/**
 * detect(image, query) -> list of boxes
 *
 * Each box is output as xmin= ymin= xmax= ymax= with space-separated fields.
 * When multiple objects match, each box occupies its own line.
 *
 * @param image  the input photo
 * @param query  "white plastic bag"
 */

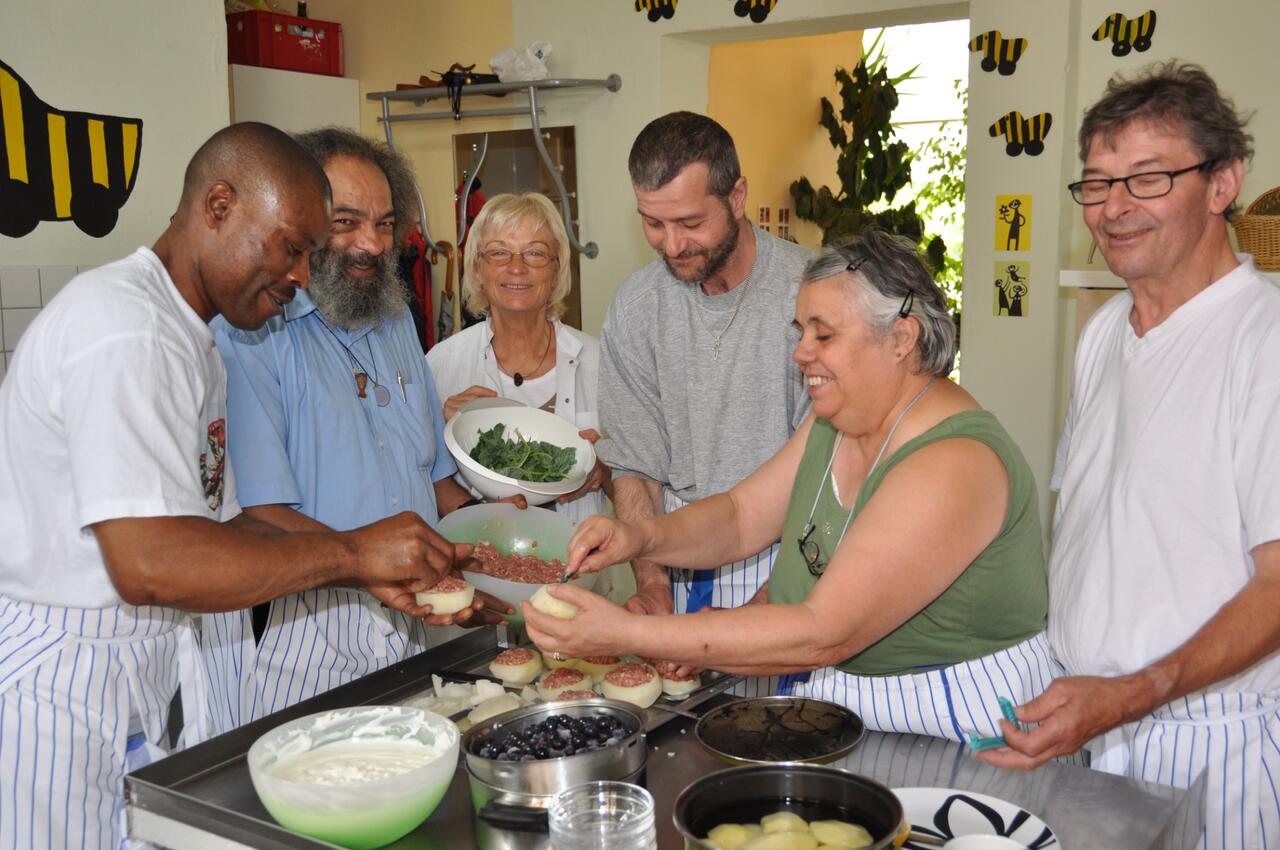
xmin=490 ymin=42 xmax=552 ymax=82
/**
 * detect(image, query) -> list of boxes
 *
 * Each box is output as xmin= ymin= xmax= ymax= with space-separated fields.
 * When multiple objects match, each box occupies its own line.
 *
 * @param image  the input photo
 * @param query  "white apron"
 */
xmin=0 ymin=596 xmax=212 ymax=850
xmin=1089 ymin=690 xmax=1280 ymax=850
xmin=663 ymin=490 xmax=780 ymax=698
xmin=202 ymin=588 xmax=428 ymax=732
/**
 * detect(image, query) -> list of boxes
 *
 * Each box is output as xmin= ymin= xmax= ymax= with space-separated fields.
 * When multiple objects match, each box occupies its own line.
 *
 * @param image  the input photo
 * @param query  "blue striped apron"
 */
xmin=778 ymin=632 xmax=1062 ymax=745
xmin=0 ymin=596 xmax=212 ymax=850
xmin=1089 ymin=690 xmax=1280 ymax=850
xmin=663 ymin=489 xmax=780 ymax=698
xmin=202 ymin=589 xmax=428 ymax=731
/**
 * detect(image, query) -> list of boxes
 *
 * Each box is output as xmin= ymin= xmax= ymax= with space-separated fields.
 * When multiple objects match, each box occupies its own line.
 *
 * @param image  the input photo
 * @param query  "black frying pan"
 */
xmin=693 ymin=695 xmax=866 ymax=764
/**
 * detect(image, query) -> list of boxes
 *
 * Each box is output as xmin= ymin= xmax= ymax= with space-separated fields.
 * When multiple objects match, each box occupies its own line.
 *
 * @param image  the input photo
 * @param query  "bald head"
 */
xmin=178 ymin=122 xmax=330 ymax=217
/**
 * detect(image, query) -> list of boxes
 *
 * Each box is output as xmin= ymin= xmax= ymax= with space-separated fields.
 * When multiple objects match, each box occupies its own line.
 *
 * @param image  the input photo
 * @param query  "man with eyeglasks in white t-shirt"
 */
xmin=980 ymin=62 xmax=1280 ymax=850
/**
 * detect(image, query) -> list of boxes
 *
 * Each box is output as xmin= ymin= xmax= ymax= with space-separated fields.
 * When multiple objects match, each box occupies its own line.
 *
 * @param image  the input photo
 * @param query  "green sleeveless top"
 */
xmin=767 ymin=411 xmax=1047 ymax=676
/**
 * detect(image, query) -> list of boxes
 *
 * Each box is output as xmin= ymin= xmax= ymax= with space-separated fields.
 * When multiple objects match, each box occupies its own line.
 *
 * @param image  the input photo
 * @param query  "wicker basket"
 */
xmin=1233 ymin=187 xmax=1280 ymax=271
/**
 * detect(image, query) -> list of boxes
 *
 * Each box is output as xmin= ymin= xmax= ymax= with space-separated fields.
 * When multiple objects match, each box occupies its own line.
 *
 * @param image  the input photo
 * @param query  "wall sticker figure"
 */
xmin=1092 ymin=10 xmax=1157 ymax=57
xmin=969 ymin=30 xmax=1028 ymax=76
xmin=995 ymin=194 xmax=1032 ymax=252
xmin=0 ymin=58 xmax=143 ymax=239
xmin=993 ymin=261 xmax=1030 ymax=317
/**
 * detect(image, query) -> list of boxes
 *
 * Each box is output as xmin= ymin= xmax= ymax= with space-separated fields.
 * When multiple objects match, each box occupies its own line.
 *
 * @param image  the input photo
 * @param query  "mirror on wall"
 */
xmin=453 ymin=127 xmax=583 ymax=329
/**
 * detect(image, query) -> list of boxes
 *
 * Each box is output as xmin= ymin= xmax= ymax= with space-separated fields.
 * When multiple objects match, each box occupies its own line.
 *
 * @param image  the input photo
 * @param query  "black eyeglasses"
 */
xmin=1067 ymin=159 xmax=1216 ymax=206
xmin=797 ymin=522 xmax=826 ymax=576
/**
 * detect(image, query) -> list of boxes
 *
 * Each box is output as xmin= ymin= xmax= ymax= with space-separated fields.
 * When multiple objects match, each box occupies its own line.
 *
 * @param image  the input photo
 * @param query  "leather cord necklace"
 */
xmin=493 ymin=321 xmax=553 ymax=387
xmin=315 ymin=313 xmax=391 ymax=406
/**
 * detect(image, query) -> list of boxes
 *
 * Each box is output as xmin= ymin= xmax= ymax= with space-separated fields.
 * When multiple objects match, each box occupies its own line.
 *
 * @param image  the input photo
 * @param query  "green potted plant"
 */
xmin=790 ymin=35 xmax=947 ymax=276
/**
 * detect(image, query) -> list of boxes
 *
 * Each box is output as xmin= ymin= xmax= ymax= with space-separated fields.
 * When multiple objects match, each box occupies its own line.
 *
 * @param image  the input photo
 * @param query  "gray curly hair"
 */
xmin=802 ymin=228 xmax=956 ymax=378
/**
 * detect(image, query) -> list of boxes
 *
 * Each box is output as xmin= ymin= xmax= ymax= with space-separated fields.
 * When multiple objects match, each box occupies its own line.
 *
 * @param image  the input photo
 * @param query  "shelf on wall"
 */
xmin=366 ymin=76 xmax=622 ymax=257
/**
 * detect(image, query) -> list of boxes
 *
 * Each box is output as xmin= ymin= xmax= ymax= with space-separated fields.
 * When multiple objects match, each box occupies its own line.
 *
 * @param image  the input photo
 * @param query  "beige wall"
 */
xmin=0 ymin=0 xmax=230 ymax=267
xmin=305 ymin=0 xmax=513 ymax=275
xmin=707 ymin=31 xmax=863 ymax=250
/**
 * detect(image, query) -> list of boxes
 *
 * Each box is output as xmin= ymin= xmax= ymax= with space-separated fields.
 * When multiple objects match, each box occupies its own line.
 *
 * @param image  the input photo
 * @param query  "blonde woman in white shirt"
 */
xmin=427 ymin=192 xmax=612 ymax=524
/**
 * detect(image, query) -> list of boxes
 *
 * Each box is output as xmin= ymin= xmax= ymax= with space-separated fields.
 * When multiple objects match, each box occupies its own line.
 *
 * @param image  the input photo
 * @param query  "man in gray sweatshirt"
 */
xmin=598 ymin=112 xmax=812 ymax=690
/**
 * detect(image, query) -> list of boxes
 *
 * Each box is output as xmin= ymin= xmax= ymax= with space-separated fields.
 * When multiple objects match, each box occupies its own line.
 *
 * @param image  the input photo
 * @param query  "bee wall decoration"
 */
xmin=968 ymin=30 xmax=1028 ymax=76
xmin=0 ymin=58 xmax=143 ymax=239
xmin=733 ymin=0 xmax=780 ymax=23
xmin=988 ymin=110 xmax=1053 ymax=158
xmin=634 ymin=0 xmax=677 ymax=22
xmin=1092 ymin=10 xmax=1158 ymax=57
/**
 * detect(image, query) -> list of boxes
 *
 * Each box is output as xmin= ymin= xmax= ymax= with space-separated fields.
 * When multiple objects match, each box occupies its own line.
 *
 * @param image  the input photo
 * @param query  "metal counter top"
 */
xmin=126 ymin=629 xmax=1202 ymax=850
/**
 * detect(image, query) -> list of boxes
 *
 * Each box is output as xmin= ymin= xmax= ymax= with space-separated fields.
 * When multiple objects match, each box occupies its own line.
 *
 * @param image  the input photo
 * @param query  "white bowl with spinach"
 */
xmin=444 ymin=403 xmax=595 ymax=506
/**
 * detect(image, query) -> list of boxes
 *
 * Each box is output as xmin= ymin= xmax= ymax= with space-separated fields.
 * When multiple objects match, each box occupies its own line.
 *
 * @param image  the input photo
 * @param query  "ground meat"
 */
xmin=494 ymin=648 xmax=536 ymax=665
xmin=646 ymin=658 xmax=683 ymax=677
xmin=424 ymin=575 xmax=469 ymax=593
xmin=542 ymin=667 xmax=587 ymax=688
xmin=554 ymin=689 xmax=598 ymax=701
xmin=662 ymin=668 xmax=699 ymax=683
xmin=604 ymin=663 xmax=655 ymax=688
xmin=471 ymin=542 xmax=566 ymax=584
xmin=582 ymin=655 xmax=620 ymax=665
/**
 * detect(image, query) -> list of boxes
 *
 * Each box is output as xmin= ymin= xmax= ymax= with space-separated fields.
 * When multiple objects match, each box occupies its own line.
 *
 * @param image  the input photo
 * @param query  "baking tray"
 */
xmin=430 ymin=651 xmax=743 ymax=733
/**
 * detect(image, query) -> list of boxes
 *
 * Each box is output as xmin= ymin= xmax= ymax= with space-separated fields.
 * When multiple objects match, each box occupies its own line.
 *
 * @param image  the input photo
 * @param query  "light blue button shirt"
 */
xmin=213 ymin=290 xmax=455 ymax=529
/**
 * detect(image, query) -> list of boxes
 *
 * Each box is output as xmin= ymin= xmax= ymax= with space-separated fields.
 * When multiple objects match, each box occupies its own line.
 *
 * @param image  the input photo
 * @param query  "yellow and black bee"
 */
xmin=988 ymin=110 xmax=1053 ymax=157
xmin=634 ymin=0 xmax=677 ymax=23
xmin=1092 ymin=9 xmax=1157 ymax=57
xmin=733 ymin=0 xmax=779 ymax=23
xmin=0 ymin=59 xmax=142 ymax=239
xmin=968 ymin=30 xmax=1027 ymax=76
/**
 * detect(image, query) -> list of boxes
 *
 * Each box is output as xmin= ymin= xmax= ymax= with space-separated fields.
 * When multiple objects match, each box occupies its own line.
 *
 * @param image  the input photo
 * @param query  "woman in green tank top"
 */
xmin=522 ymin=229 xmax=1055 ymax=745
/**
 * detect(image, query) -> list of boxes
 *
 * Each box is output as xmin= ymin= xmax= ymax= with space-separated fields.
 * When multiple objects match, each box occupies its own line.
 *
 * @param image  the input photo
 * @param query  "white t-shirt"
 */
xmin=1048 ymin=258 xmax=1280 ymax=694
xmin=0 ymin=247 xmax=241 ymax=609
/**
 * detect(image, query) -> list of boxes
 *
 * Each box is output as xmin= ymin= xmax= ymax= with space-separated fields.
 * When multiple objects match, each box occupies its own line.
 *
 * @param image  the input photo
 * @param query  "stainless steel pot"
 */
xmin=673 ymin=764 xmax=906 ymax=850
xmin=461 ymin=698 xmax=648 ymax=850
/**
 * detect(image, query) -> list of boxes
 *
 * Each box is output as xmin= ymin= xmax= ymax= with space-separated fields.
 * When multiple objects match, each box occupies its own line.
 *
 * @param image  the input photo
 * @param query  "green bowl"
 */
xmin=437 ymin=503 xmax=598 ymax=626
xmin=247 ymin=706 xmax=460 ymax=849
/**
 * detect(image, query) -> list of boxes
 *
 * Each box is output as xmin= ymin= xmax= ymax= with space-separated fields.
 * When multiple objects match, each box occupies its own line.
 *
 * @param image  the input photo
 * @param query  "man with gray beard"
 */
xmin=202 ymin=128 xmax=509 ymax=732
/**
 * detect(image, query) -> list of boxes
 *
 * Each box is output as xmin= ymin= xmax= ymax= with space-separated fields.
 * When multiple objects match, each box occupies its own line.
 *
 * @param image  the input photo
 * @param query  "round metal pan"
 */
xmin=694 ymin=695 xmax=865 ymax=764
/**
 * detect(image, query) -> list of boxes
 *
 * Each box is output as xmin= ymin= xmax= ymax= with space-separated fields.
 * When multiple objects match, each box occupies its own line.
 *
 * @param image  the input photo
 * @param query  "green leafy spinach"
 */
xmin=469 ymin=423 xmax=577 ymax=483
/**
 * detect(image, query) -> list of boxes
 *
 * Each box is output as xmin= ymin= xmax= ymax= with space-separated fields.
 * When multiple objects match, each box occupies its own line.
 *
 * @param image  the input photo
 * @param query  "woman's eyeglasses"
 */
xmin=797 ymin=522 xmax=827 ymax=576
xmin=480 ymin=248 xmax=556 ymax=268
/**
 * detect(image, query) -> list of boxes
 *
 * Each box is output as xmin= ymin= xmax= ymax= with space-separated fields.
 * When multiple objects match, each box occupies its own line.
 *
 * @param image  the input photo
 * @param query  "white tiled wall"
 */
xmin=0 ymin=265 xmax=93 ymax=383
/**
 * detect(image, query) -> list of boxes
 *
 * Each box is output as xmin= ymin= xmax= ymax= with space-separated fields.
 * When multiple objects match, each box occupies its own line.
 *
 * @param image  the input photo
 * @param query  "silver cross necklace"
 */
xmin=698 ymin=274 xmax=753 ymax=361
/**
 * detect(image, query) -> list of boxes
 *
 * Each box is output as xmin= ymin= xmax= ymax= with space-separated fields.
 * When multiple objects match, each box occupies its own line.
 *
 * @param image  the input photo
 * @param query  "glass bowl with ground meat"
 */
xmin=437 ymin=504 xmax=599 ymax=625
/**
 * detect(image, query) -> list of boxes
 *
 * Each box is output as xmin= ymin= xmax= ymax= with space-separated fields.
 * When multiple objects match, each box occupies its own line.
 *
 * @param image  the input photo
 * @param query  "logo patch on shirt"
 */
xmin=201 ymin=419 xmax=227 ymax=512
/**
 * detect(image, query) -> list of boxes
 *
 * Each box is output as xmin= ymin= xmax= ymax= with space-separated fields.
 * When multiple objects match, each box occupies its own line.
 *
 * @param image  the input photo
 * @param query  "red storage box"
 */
xmin=226 ymin=11 xmax=344 ymax=77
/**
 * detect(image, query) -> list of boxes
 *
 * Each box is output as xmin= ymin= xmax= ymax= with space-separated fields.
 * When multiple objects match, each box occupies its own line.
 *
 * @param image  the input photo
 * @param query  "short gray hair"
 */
xmin=1079 ymin=61 xmax=1253 ymax=217
xmin=628 ymin=112 xmax=741 ymax=198
xmin=463 ymin=192 xmax=572 ymax=318
xmin=802 ymin=228 xmax=956 ymax=377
